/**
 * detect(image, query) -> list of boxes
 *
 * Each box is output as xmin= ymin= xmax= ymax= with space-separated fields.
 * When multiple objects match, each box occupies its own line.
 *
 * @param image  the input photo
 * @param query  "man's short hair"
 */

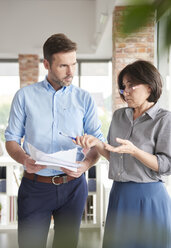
xmin=43 ymin=33 xmax=77 ymax=64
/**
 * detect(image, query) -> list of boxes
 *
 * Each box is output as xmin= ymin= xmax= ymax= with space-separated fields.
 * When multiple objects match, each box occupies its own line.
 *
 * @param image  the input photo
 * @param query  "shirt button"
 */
xmin=120 ymin=155 xmax=123 ymax=159
xmin=118 ymin=172 xmax=120 ymax=176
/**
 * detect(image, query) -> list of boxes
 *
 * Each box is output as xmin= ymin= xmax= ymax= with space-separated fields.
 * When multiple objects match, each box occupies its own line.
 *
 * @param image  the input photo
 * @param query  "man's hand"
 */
xmin=61 ymin=160 xmax=91 ymax=178
xmin=6 ymin=140 xmax=46 ymax=173
xmin=63 ymin=134 xmax=102 ymax=177
xmin=24 ymin=156 xmax=46 ymax=173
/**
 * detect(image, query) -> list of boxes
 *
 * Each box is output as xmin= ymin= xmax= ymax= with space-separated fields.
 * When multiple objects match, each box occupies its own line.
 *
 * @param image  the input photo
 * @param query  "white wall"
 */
xmin=0 ymin=0 xmax=95 ymax=58
xmin=0 ymin=0 xmax=115 ymax=59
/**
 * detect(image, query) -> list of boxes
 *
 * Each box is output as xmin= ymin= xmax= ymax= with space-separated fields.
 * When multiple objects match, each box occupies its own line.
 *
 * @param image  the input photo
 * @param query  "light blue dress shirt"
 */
xmin=5 ymin=78 xmax=103 ymax=176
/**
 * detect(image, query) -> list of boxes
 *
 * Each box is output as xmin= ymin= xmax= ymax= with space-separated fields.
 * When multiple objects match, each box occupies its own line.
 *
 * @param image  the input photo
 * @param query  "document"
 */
xmin=27 ymin=143 xmax=81 ymax=172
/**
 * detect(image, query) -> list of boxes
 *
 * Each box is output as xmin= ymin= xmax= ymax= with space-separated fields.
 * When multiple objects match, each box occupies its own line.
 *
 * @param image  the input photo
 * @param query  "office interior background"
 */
xmin=0 ymin=0 xmax=171 ymax=247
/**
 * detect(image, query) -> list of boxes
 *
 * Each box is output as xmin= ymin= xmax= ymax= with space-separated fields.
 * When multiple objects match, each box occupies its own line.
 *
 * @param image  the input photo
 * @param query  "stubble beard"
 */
xmin=54 ymin=77 xmax=73 ymax=87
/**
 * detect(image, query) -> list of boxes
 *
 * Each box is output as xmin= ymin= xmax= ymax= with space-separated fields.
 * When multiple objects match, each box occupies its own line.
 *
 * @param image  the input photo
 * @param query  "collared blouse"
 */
xmin=107 ymin=103 xmax=171 ymax=182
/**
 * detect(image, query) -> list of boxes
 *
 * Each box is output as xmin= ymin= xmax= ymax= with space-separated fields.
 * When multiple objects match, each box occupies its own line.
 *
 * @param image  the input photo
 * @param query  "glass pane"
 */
xmin=80 ymin=61 xmax=112 ymax=139
xmin=0 ymin=76 xmax=20 ymax=145
xmin=157 ymin=14 xmax=171 ymax=196
xmin=0 ymin=62 xmax=19 ymax=76
xmin=81 ymin=62 xmax=109 ymax=76
xmin=39 ymin=62 xmax=47 ymax=81
xmin=0 ymin=62 xmax=20 ymax=146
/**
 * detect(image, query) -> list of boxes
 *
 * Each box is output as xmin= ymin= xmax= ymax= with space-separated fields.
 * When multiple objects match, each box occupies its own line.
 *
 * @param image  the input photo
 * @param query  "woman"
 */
xmin=75 ymin=60 xmax=171 ymax=248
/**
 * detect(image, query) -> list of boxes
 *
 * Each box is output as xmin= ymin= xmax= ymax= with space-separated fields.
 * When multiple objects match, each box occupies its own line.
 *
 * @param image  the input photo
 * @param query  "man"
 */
xmin=5 ymin=33 xmax=103 ymax=248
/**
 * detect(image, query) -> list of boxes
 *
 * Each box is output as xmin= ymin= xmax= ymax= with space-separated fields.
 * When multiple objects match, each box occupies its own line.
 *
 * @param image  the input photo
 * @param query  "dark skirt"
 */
xmin=103 ymin=181 xmax=171 ymax=248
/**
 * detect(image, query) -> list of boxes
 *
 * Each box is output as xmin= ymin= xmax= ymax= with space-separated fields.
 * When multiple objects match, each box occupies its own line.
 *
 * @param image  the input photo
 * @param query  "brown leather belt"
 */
xmin=23 ymin=171 xmax=75 ymax=185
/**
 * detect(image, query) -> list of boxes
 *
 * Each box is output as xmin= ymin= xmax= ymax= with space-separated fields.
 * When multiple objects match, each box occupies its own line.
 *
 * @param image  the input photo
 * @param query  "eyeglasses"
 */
xmin=119 ymin=85 xmax=140 ymax=95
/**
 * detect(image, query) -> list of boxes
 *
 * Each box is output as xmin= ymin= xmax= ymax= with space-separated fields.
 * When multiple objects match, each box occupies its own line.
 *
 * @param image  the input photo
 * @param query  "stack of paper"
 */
xmin=27 ymin=143 xmax=81 ymax=172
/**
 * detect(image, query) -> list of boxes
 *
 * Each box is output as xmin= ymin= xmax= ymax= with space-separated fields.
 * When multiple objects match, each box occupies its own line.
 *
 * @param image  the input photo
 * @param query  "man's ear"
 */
xmin=43 ymin=59 xmax=50 ymax=70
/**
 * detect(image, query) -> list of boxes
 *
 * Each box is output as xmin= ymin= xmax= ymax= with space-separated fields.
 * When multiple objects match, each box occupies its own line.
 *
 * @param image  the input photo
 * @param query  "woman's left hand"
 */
xmin=104 ymin=137 xmax=137 ymax=155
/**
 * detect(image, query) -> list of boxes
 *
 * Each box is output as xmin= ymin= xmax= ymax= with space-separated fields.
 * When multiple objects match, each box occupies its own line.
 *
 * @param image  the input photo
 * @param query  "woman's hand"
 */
xmin=74 ymin=134 xmax=101 ymax=149
xmin=104 ymin=137 xmax=137 ymax=155
xmin=104 ymin=137 xmax=159 ymax=172
xmin=74 ymin=134 xmax=110 ymax=161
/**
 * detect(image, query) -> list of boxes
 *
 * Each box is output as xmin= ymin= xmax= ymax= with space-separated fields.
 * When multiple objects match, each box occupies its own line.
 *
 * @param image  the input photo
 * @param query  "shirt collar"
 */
xmin=125 ymin=102 xmax=160 ymax=121
xmin=42 ymin=76 xmax=73 ymax=94
xmin=145 ymin=102 xmax=159 ymax=120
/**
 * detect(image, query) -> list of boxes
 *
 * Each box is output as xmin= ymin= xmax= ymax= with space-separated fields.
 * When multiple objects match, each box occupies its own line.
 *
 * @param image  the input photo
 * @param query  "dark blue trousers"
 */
xmin=18 ymin=174 xmax=88 ymax=248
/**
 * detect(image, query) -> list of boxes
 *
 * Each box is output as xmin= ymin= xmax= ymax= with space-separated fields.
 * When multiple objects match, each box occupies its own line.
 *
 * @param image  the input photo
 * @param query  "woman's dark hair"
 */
xmin=43 ymin=33 xmax=77 ymax=65
xmin=118 ymin=60 xmax=163 ymax=103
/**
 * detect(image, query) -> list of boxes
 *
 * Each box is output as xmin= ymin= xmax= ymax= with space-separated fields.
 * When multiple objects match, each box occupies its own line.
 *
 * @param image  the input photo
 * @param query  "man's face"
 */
xmin=44 ymin=51 xmax=77 ymax=89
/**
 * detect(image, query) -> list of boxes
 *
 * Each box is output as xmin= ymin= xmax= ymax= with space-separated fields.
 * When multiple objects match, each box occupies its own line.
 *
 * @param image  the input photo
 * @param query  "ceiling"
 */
xmin=0 ymin=0 xmax=123 ymax=60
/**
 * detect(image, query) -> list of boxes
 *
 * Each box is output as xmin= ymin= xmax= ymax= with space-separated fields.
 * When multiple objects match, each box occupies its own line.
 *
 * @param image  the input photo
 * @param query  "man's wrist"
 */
xmin=21 ymin=153 xmax=30 ymax=166
xmin=82 ymin=157 xmax=92 ymax=169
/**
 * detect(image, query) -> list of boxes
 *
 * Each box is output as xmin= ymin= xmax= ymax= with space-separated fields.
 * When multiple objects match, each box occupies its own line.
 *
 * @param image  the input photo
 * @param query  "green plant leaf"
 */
xmin=165 ymin=13 xmax=171 ymax=47
xmin=120 ymin=4 xmax=155 ymax=34
xmin=156 ymin=0 xmax=171 ymax=21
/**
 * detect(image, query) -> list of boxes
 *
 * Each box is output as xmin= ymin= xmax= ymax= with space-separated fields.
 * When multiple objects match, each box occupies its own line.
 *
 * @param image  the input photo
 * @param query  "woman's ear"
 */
xmin=147 ymin=85 xmax=152 ymax=94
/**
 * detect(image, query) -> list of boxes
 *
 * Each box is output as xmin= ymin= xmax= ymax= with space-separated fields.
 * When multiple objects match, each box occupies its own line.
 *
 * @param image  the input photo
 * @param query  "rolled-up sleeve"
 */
xmin=5 ymin=89 xmax=26 ymax=145
xmin=83 ymin=94 xmax=104 ymax=141
xmin=155 ymin=113 xmax=171 ymax=175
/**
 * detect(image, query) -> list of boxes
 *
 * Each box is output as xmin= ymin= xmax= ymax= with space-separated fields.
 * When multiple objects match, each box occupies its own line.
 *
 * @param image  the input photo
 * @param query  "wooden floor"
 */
xmin=0 ymin=228 xmax=103 ymax=248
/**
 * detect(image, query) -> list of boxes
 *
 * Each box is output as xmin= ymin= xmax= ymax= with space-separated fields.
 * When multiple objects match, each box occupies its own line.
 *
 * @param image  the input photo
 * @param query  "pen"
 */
xmin=59 ymin=132 xmax=77 ymax=141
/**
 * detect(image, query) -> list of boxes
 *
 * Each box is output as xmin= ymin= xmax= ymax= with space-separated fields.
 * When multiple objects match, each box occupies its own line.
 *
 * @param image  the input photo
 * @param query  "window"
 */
xmin=157 ymin=12 xmax=171 ymax=196
xmin=80 ymin=61 xmax=112 ymax=139
xmin=0 ymin=62 xmax=20 ymax=145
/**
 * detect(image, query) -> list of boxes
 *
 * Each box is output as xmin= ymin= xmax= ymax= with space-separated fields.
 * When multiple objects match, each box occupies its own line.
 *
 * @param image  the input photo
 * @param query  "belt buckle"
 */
xmin=52 ymin=175 xmax=61 ymax=185
xmin=52 ymin=175 xmax=68 ymax=185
